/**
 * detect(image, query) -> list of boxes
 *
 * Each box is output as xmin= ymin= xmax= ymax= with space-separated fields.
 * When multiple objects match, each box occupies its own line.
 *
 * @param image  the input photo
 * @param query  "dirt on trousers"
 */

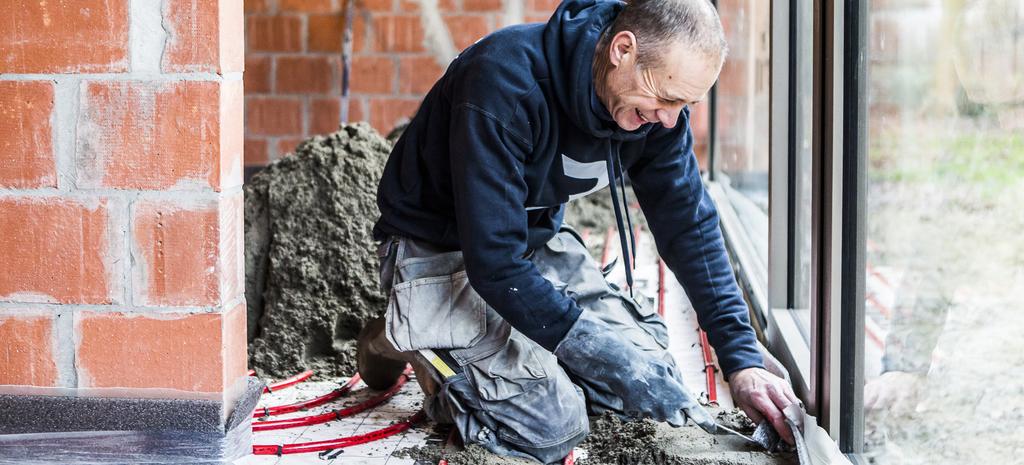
xmin=397 ymin=409 xmax=797 ymax=465
xmin=245 ymin=123 xmax=391 ymax=380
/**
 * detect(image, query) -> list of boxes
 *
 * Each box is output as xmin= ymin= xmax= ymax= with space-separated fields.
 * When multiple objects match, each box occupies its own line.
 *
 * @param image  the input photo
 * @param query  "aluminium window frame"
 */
xmin=708 ymin=0 xmax=867 ymax=453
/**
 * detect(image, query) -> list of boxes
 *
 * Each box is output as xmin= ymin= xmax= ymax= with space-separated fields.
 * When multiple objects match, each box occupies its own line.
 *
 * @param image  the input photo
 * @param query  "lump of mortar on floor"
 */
xmin=578 ymin=410 xmax=798 ymax=465
xmin=245 ymin=123 xmax=391 ymax=380
xmin=396 ymin=444 xmax=537 ymax=465
xmin=578 ymin=412 xmax=665 ymax=465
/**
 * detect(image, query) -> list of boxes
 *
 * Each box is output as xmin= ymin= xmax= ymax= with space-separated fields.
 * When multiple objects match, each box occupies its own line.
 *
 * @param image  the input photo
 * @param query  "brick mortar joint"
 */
xmin=0 ymin=185 xmax=243 ymax=199
xmin=0 ymin=73 xmax=242 ymax=82
xmin=0 ymin=296 xmax=245 ymax=316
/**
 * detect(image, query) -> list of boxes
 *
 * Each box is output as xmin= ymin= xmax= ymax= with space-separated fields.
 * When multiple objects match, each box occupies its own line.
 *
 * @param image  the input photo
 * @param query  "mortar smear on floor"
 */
xmin=395 ymin=409 xmax=796 ymax=465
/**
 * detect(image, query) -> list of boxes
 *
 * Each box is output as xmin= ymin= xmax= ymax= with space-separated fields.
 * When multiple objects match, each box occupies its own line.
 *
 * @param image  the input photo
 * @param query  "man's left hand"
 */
xmin=728 ymin=367 xmax=801 ymax=445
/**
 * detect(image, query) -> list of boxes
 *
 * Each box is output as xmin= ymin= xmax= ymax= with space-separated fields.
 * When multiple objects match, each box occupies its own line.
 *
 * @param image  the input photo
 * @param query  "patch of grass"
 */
xmin=938 ymin=133 xmax=1024 ymax=188
xmin=869 ymin=129 xmax=1024 ymax=195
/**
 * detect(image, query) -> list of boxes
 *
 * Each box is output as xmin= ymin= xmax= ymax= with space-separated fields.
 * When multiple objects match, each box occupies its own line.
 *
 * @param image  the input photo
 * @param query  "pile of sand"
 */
xmin=242 ymin=118 xmax=646 ymax=380
xmin=563 ymin=186 xmax=647 ymax=231
xmin=244 ymin=123 xmax=391 ymax=379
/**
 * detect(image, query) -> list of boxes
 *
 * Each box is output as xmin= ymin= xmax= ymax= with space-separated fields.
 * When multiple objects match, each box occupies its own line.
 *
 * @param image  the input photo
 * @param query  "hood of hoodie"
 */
xmin=542 ymin=0 xmax=653 ymax=142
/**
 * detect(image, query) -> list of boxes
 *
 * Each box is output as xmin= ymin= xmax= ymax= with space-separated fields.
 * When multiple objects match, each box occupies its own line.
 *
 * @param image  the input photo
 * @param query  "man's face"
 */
xmin=598 ymin=32 xmax=721 ymax=131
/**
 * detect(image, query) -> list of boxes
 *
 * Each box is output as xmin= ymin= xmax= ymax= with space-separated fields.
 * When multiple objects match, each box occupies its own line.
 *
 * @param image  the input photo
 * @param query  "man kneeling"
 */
xmin=360 ymin=0 xmax=798 ymax=462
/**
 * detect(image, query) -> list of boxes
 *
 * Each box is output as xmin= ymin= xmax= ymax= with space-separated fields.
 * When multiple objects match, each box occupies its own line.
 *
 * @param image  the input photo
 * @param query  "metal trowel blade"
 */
xmin=713 ymin=421 xmax=780 ymax=451
xmin=713 ymin=423 xmax=761 ymax=447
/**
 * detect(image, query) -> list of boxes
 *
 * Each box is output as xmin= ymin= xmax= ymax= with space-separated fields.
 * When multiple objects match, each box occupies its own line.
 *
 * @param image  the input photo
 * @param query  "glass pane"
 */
xmin=863 ymin=1 xmax=1023 ymax=462
xmin=716 ymin=0 xmax=772 ymax=266
xmin=790 ymin=0 xmax=814 ymax=341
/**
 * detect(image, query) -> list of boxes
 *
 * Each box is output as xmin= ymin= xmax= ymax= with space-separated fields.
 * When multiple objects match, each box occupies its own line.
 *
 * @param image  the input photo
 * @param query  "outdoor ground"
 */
xmin=862 ymin=125 xmax=1024 ymax=464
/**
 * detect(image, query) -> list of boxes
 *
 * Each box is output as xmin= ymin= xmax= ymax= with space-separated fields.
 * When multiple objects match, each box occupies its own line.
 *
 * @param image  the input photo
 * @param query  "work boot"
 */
xmin=357 ymin=316 xmax=409 ymax=390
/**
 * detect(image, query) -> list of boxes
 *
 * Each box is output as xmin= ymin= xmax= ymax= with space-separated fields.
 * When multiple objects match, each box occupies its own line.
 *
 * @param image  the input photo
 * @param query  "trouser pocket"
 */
xmin=383 ymin=241 xmax=488 ymax=352
xmin=434 ymin=332 xmax=588 ymax=462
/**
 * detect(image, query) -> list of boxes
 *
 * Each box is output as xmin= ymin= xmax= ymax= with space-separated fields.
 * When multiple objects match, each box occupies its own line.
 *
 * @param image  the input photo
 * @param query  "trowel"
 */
xmin=707 ymin=405 xmax=852 ymax=465
xmin=709 ymin=420 xmax=780 ymax=450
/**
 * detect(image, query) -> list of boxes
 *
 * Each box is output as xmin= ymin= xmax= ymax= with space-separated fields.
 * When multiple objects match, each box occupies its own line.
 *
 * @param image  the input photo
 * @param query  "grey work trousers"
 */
xmin=377 ymin=227 xmax=678 ymax=464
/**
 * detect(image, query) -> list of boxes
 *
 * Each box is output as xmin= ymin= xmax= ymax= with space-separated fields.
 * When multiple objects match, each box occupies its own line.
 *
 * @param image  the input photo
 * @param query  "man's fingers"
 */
xmin=783 ymin=385 xmax=801 ymax=407
xmin=752 ymin=392 xmax=795 ymax=445
xmin=763 ymin=406 xmax=794 ymax=445
xmin=739 ymin=402 xmax=765 ymax=425
xmin=766 ymin=384 xmax=795 ymax=412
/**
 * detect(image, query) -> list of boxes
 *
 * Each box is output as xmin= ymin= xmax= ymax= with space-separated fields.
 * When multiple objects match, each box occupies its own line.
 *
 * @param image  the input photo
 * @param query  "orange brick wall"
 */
xmin=243 ymin=0 xmax=710 ymax=167
xmin=0 ymin=0 xmax=247 ymax=402
xmin=242 ymin=0 xmax=562 ymax=166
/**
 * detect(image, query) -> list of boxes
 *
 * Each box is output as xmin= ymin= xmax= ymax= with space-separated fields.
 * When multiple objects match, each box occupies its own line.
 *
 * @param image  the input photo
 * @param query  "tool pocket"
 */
xmin=385 ymin=252 xmax=488 ymax=353
xmin=466 ymin=335 xmax=547 ymax=403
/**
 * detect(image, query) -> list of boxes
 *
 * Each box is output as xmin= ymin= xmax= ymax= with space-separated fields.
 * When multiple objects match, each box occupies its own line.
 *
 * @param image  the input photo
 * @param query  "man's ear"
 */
xmin=609 ymin=31 xmax=637 ymax=67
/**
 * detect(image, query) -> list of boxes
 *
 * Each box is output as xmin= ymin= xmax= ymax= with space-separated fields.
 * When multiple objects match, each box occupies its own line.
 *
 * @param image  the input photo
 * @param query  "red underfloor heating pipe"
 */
xmin=253 ymin=374 xmax=362 ymax=419
xmin=262 ymin=370 xmax=314 ymax=393
xmin=253 ymin=411 xmax=426 ymax=455
xmin=252 ymin=366 xmax=420 ymax=455
xmin=698 ymin=329 xmax=718 ymax=405
xmin=253 ymin=371 xmax=411 ymax=432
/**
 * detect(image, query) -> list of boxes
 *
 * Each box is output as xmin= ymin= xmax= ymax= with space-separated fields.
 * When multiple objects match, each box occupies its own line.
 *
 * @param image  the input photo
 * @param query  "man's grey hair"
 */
xmin=597 ymin=0 xmax=729 ymax=70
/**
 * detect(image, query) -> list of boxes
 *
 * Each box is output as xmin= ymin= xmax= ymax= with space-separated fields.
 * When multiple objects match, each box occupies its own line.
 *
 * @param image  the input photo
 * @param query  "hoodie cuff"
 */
xmin=717 ymin=345 xmax=765 ymax=381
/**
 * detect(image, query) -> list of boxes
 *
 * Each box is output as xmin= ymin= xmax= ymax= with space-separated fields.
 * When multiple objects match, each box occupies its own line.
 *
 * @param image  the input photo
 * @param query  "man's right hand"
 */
xmin=553 ymin=311 xmax=716 ymax=430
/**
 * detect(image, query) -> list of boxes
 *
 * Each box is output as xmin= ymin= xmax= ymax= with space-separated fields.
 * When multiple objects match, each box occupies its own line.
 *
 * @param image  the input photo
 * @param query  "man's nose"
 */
xmin=655 ymin=108 xmax=679 ymax=128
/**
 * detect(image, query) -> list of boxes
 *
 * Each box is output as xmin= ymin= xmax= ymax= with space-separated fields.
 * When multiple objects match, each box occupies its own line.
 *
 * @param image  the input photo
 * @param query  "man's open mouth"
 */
xmin=636 ymin=108 xmax=649 ymax=123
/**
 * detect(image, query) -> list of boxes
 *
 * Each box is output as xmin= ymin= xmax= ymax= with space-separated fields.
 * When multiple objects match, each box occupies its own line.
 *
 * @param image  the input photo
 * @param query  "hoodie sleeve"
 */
xmin=627 ymin=109 xmax=764 ymax=377
xmin=448 ymin=103 xmax=583 ymax=352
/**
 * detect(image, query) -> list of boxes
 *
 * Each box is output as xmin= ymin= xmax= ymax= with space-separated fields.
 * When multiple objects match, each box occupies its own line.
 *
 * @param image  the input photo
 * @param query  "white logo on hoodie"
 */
xmin=525 ymin=154 xmax=609 ymax=211
xmin=561 ymin=154 xmax=609 ymax=201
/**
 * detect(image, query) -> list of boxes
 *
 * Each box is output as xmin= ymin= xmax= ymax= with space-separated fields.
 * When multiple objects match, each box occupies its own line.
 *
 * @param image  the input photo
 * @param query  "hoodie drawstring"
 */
xmin=606 ymin=143 xmax=636 ymax=297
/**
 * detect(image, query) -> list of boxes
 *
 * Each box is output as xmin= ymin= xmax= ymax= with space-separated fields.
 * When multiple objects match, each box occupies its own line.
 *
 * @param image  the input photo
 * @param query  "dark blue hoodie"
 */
xmin=374 ymin=0 xmax=763 ymax=375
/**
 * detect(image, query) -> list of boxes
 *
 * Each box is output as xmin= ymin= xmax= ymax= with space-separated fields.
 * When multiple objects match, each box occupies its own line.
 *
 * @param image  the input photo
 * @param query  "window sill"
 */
xmin=707 ymin=180 xmax=812 ymax=400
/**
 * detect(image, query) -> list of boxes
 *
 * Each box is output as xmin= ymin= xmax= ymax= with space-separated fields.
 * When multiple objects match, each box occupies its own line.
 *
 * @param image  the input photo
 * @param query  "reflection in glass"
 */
xmin=715 ymin=0 xmax=771 ymax=266
xmin=863 ymin=1 xmax=1023 ymax=463
xmin=791 ymin=0 xmax=814 ymax=341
